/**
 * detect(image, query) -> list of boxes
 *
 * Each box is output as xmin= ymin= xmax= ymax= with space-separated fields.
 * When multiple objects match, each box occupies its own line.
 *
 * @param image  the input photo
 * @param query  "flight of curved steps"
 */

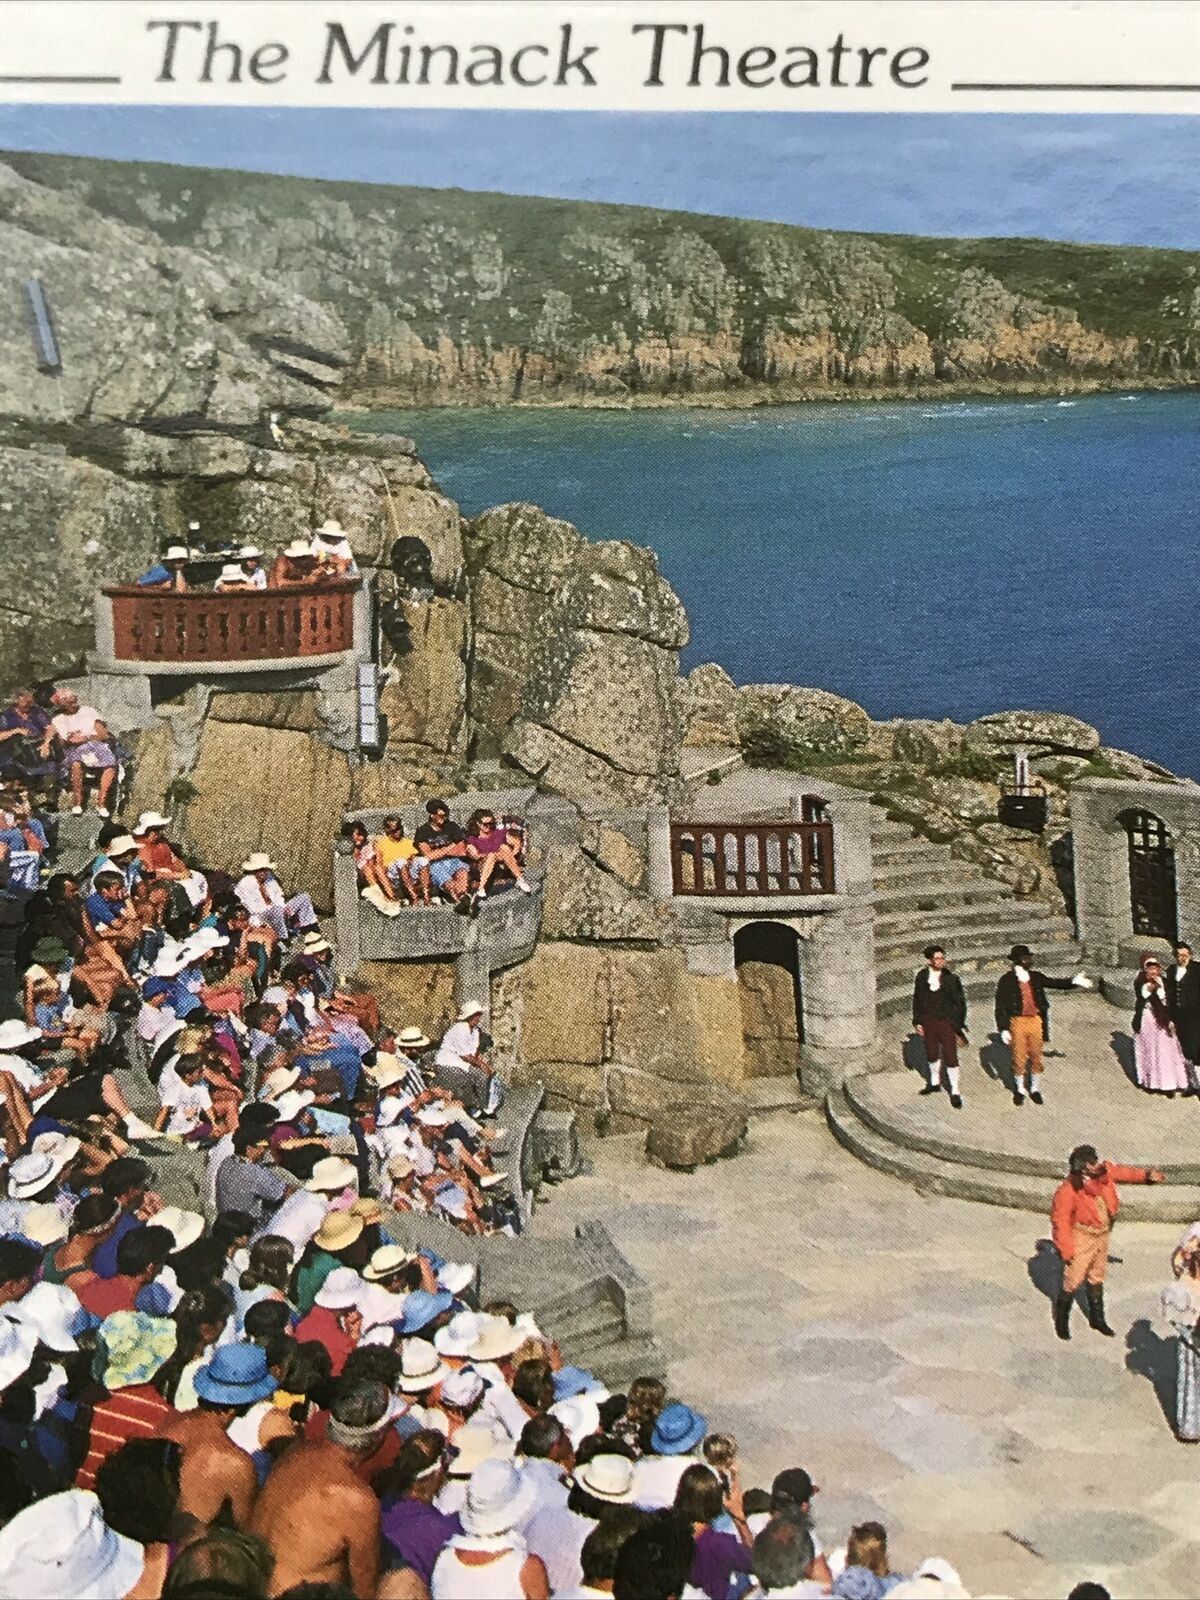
xmin=822 ymin=809 xmax=1200 ymax=1216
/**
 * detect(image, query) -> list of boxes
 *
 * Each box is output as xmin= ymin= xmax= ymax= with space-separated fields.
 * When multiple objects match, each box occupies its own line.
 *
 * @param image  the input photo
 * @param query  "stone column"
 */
xmin=331 ymin=839 xmax=362 ymax=975
xmin=825 ymin=793 xmax=875 ymax=899
xmin=646 ymin=803 xmax=674 ymax=901
xmin=1070 ymin=786 xmax=1132 ymax=975
xmin=797 ymin=900 xmax=877 ymax=1096
xmin=454 ymin=950 xmax=492 ymax=1024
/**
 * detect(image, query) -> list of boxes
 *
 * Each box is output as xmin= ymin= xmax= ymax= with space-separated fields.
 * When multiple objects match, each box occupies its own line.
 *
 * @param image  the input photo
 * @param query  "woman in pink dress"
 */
xmin=1134 ymin=954 xmax=1192 ymax=1096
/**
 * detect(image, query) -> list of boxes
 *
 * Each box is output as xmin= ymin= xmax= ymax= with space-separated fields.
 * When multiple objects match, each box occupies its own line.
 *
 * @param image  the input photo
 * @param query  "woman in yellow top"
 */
xmin=373 ymin=814 xmax=422 ymax=905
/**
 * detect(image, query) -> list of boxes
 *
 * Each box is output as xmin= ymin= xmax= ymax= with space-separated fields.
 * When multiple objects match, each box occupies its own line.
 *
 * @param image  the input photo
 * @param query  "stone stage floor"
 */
xmin=535 ymin=995 xmax=1200 ymax=1600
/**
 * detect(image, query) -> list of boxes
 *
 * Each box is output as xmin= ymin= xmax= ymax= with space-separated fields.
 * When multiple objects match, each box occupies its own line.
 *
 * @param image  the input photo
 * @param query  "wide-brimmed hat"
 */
xmin=386 ymin=1152 xmax=416 ymax=1182
xmin=164 ymin=545 xmax=190 ymax=561
xmin=242 ymin=852 xmax=277 ymax=874
xmin=313 ymin=1209 xmax=365 ymax=1254
xmin=0 ymin=1489 xmax=145 ymax=1600
xmin=467 ymin=1315 xmax=525 ymax=1364
xmin=30 ymin=936 xmax=70 ymax=966
xmin=553 ymin=1365 xmax=608 ymax=1403
xmin=574 ymin=1453 xmax=637 ymax=1503
xmin=398 ymin=1338 xmax=451 ymax=1392
xmin=0 ymin=1316 xmax=38 ymax=1387
xmin=315 ymin=1267 xmax=364 ymax=1311
xmin=447 ymin=1424 xmax=515 ymax=1478
xmin=316 ymin=518 xmax=349 ymax=541
xmin=651 ymin=1401 xmax=707 ymax=1455
xmin=300 ymin=931 xmax=331 ymax=954
xmin=283 ymin=538 xmax=313 ymax=559
xmin=398 ymin=1289 xmax=454 ymax=1335
xmin=365 ymin=1052 xmax=407 ymax=1090
xmin=435 ymin=1309 xmax=485 ymax=1358
xmin=441 ymin=1367 xmax=485 ymax=1409
xmin=11 ymin=1281 xmax=96 ymax=1353
xmin=456 ymin=1002 xmax=484 ymax=1022
xmin=238 ymin=544 xmax=262 ymax=560
xmin=397 ymin=1026 xmax=431 ymax=1050
xmin=550 ymin=1393 xmax=603 ymax=1449
xmin=131 ymin=811 xmax=171 ymax=835
xmin=261 ymin=1065 xmax=301 ymax=1100
xmin=104 ymin=835 xmax=139 ymax=858
xmin=305 ymin=1156 xmax=358 ymax=1194
xmin=437 ymin=1261 xmax=476 ymax=1297
xmin=154 ymin=1206 xmax=205 ymax=1254
xmin=152 ymin=949 xmax=190 ymax=978
xmin=9 ymin=1152 xmax=59 ymax=1200
xmin=0 ymin=1018 xmax=41 ymax=1052
xmin=460 ymin=1457 xmax=536 ymax=1537
xmin=97 ymin=1311 xmax=177 ymax=1390
xmin=363 ymin=1243 xmax=415 ymax=1282
xmin=274 ymin=1089 xmax=316 ymax=1123
xmin=218 ymin=563 xmax=246 ymax=582
xmin=20 ymin=1203 xmax=70 ymax=1248
xmin=416 ymin=1104 xmax=458 ymax=1128
xmin=31 ymin=1130 xmax=81 ymax=1171
xmin=194 ymin=1342 xmax=278 ymax=1407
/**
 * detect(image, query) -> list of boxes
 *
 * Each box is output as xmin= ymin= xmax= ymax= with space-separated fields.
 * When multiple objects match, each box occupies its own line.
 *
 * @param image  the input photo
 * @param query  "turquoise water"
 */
xmin=355 ymin=392 xmax=1200 ymax=777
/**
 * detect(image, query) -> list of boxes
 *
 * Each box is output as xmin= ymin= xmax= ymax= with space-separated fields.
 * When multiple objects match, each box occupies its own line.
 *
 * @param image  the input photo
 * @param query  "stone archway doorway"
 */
xmin=733 ymin=921 xmax=803 ymax=1078
xmin=1120 ymin=808 xmax=1179 ymax=943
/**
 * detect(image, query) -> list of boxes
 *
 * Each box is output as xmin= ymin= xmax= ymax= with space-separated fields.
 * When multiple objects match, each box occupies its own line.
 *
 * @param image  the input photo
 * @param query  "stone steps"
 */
xmin=874 ymin=915 xmax=1077 ymax=966
xmin=874 ymin=897 xmax=1074 ymax=941
xmin=875 ymin=935 xmax=1080 ymax=997
xmin=873 ymin=874 xmax=1016 ymax=914
xmin=875 ymin=958 xmax=1083 ymax=1020
xmin=826 ymin=1081 xmax=1200 ymax=1219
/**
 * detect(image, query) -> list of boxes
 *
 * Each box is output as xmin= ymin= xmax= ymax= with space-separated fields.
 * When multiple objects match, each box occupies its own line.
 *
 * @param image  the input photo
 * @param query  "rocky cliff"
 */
xmin=7 ymin=152 xmax=1200 ymax=406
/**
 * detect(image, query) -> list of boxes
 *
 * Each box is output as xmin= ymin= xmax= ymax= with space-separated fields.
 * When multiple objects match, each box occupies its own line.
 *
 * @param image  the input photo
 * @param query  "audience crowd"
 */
xmin=0 ymin=675 xmax=1113 ymax=1600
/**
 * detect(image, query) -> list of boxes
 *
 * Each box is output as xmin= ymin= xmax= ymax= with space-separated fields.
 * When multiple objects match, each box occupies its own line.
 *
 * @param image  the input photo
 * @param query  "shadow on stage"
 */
xmin=1125 ymin=1317 xmax=1176 ymax=1427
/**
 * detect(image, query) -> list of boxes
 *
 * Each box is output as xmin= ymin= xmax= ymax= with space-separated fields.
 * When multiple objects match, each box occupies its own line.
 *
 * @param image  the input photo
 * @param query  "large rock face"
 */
xmin=8 ymin=152 xmax=1200 ymax=406
xmin=465 ymin=503 xmax=688 ymax=807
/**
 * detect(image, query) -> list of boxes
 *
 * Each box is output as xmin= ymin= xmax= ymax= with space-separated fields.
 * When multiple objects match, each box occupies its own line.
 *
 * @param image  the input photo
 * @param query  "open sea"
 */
xmin=352 ymin=391 xmax=1200 ymax=779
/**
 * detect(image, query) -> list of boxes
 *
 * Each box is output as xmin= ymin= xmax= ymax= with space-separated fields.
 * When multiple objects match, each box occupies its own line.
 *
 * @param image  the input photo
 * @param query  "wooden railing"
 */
xmin=670 ymin=820 xmax=835 ymax=897
xmin=103 ymin=580 xmax=360 ymax=666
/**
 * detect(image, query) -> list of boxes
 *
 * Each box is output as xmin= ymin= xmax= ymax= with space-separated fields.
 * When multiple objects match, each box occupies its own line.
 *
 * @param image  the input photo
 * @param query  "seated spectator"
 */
xmin=633 ymin=1402 xmax=708 ymax=1510
xmin=412 ymin=799 xmax=472 ymax=910
xmin=431 ymin=1455 xmax=549 ymax=1600
xmin=378 ymin=1426 xmax=461 ymax=1585
xmin=132 ymin=811 xmax=209 ymax=913
xmin=752 ymin=1516 xmax=829 ymax=1598
xmin=154 ymin=1051 xmax=216 ymax=1139
xmin=49 ymin=689 xmax=119 ymax=818
xmin=271 ymin=539 xmax=324 ymax=587
xmin=372 ymin=814 xmax=423 ymax=905
xmin=0 ymin=791 xmax=50 ymax=894
xmin=0 ymin=689 xmax=56 ymax=789
xmin=612 ymin=1513 xmax=695 ymax=1600
xmin=235 ymin=852 xmax=318 ymax=943
xmin=135 ymin=545 xmax=190 ymax=590
xmin=75 ymin=1309 xmax=177 ymax=1489
xmin=238 ymin=546 xmax=269 ymax=589
xmin=464 ymin=808 xmax=534 ymax=910
xmin=215 ymin=1123 xmax=291 ymax=1229
xmin=832 ymin=1520 xmax=907 ymax=1597
xmin=433 ymin=1002 xmax=502 ymax=1117
xmin=159 ymin=1525 xmax=275 ymax=1599
xmin=214 ymin=561 xmax=257 ymax=593
xmin=311 ymin=518 xmax=359 ymax=576
xmin=75 ymin=1224 xmax=175 ymax=1320
xmin=94 ymin=1436 xmax=182 ymax=1596
xmin=674 ymin=1462 xmax=752 ymax=1600
xmin=349 ymin=819 xmax=403 ymax=915
xmin=0 ymin=1486 xmax=152 ymax=1599
xmin=567 ymin=1505 xmax=647 ymax=1600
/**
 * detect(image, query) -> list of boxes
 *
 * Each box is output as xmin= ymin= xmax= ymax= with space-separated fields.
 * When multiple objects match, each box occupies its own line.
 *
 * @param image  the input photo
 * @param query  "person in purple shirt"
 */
xmin=675 ymin=1463 xmax=753 ymax=1600
xmin=379 ymin=1427 xmax=461 ymax=1585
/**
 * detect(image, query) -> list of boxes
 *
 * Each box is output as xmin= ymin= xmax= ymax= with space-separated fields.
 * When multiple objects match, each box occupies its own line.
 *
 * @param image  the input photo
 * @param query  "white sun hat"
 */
xmin=549 ymin=1393 xmax=603 ymax=1450
xmin=447 ymin=1423 xmax=515 ymax=1478
xmin=459 ymin=1457 xmax=536 ymax=1537
xmin=261 ymin=1065 xmax=301 ymax=1100
xmin=456 ymin=1002 xmax=485 ymax=1022
xmin=362 ymin=1243 xmax=416 ymax=1283
xmin=0 ymin=1018 xmax=42 ymax=1052
xmin=434 ymin=1309 xmax=486 ymax=1358
xmin=440 ymin=1367 xmax=485 ymax=1409
xmin=238 ymin=545 xmax=263 ymax=559
xmin=437 ymin=1261 xmax=476 ymax=1297
xmin=19 ymin=1203 xmax=70 ymax=1248
xmin=132 ymin=811 xmax=171 ymax=835
xmin=397 ymin=1338 xmax=451 ymax=1392
xmin=10 ymin=1280 xmax=93 ymax=1353
xmin=466 ymin=1315 xmax=526 ymax=1364
xmin=164 ymin=546 xmax=190 ymax=562
xmin=574 ymin=1453 xmax=637 ymax=1503
xmin=30 ymin=1131 xmax=81 ymax=1173
xmin=8 ymin=1152 xmax=59 ymax=1200
xmin=0 ymin=1489 xmax=145 ymax=1600
xmin=316 ymin=518 xmax=349 ymax=540
xmin=218 ymin=563 xmax=245 ymax=582
xmin=314 ymin=1267 xmax=364 ymax=1312
xmin=305 ymin=1156 xmax=358 ymax=1194
xmin=283 ymin=538 xmax=312 ymax=558
xmin=273 ymin=1089 xmax=316 ymax=1123
xmin=154 ymin=1206 xmax=205 ymax=1254
xmin=241 ymin=852 xmax=277 ymax=873
xmin=104 ymin=835 xmax=139 ymax=857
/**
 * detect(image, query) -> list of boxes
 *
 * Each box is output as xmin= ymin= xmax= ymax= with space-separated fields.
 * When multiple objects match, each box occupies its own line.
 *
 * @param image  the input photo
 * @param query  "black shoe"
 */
xmin=1054 ymin=1292 xmax=1072 ymax=1340
xmin=1086 ymin=1286 xmax=1115 ymax=1336
xmin=1013 ymin=1093 xmax=1024 ymax=1107
xmin=918 ymin=1083 xmax=941 ymax=1096
xmin=1030 ymin=1090 xmax=1044 ymax=1106
xmin=453 ymin=896 xmax=473 ymax=916
xmin=949 ymin=1094 xmax=963 ymax=1109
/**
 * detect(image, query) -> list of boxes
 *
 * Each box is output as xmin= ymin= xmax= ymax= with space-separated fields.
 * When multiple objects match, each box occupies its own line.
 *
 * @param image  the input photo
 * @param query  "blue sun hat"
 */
xmin=650 ymin=1401 xmax=707 ymax=1455
xmin=553 ymin=1364 xmax=606 ymax=1402
xmin=193 ymin=1341 xmax=278 ymax=1407
xmin=398 ymin=1288 xmax=454 ymax=1334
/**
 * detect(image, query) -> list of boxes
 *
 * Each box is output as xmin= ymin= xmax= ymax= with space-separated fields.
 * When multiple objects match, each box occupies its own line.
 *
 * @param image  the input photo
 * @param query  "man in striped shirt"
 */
xmin=74 ymin=1310 xmax=176 ymax=1490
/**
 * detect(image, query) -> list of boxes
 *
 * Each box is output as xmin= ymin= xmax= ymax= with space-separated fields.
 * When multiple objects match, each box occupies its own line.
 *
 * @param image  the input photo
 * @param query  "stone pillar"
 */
xmin=332 ymin=839 xmax=362 ymax=976
xmin=1070 ymin=787 xmax=1132 ymax=975
xmin=93 ymin=591 xmax=116 ymax=666
xmin=797 ymin=900 xmax=877 ymax=1096
xmin=455 ymin=950 xmax=492 ymax=1024
xmin=646 ymin=803 xmax=674 ymax=901
xmin=826 ymin=794 xmax=875 ymax=899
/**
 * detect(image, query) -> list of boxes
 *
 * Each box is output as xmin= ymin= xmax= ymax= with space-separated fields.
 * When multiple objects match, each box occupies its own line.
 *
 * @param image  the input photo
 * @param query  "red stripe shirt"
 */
xmin=77 ymin=1383 xmax=171 ymax=1489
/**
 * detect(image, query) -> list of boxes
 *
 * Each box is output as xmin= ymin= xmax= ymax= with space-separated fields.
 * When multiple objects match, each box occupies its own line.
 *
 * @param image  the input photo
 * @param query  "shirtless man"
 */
xmin=251 ymin=1376 xmax=387 ymax=1597
xmin=157 ymin=1343 xmax=287 ymax=1526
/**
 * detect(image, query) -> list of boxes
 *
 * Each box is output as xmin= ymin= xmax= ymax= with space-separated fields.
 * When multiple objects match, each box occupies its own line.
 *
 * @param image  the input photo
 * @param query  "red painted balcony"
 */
xmin=669 ymin=819 xmax=835 ymax=897
xmin=100 ymin=580 xmax=361 ymax=668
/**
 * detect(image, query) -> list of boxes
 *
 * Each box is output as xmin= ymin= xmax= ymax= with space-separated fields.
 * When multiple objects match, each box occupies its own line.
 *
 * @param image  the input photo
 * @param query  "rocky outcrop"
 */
xmin=7 ymin=152 xmax=1200 ymax=407
xmin=465 ymin=503 xmax=688 ymax=808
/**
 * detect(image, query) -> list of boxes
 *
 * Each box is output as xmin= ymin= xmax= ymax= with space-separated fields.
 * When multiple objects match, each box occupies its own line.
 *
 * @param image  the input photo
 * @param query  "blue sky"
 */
xmin=0 ymin=107 xmax=1196 ymax=247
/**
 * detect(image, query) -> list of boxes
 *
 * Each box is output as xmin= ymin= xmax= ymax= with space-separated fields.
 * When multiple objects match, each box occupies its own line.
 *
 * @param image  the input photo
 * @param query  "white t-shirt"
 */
xmin=436 ymin=1022 xmax=480 ymax=1068
xmin=236 ymin=873 xmax=285 ymax=920
xmin=522 ymin=1502 xmax=593 ymax=1596
xmin=0 ymin=1052 xmax=44 ymax=1094
xmin=51 ymin=707 xmax=103 ymax=742
xmin=256 ymin=1187 xmax=329 ymax=1257
xmin=159 ymin=1072 xmax=213 ymax=1135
